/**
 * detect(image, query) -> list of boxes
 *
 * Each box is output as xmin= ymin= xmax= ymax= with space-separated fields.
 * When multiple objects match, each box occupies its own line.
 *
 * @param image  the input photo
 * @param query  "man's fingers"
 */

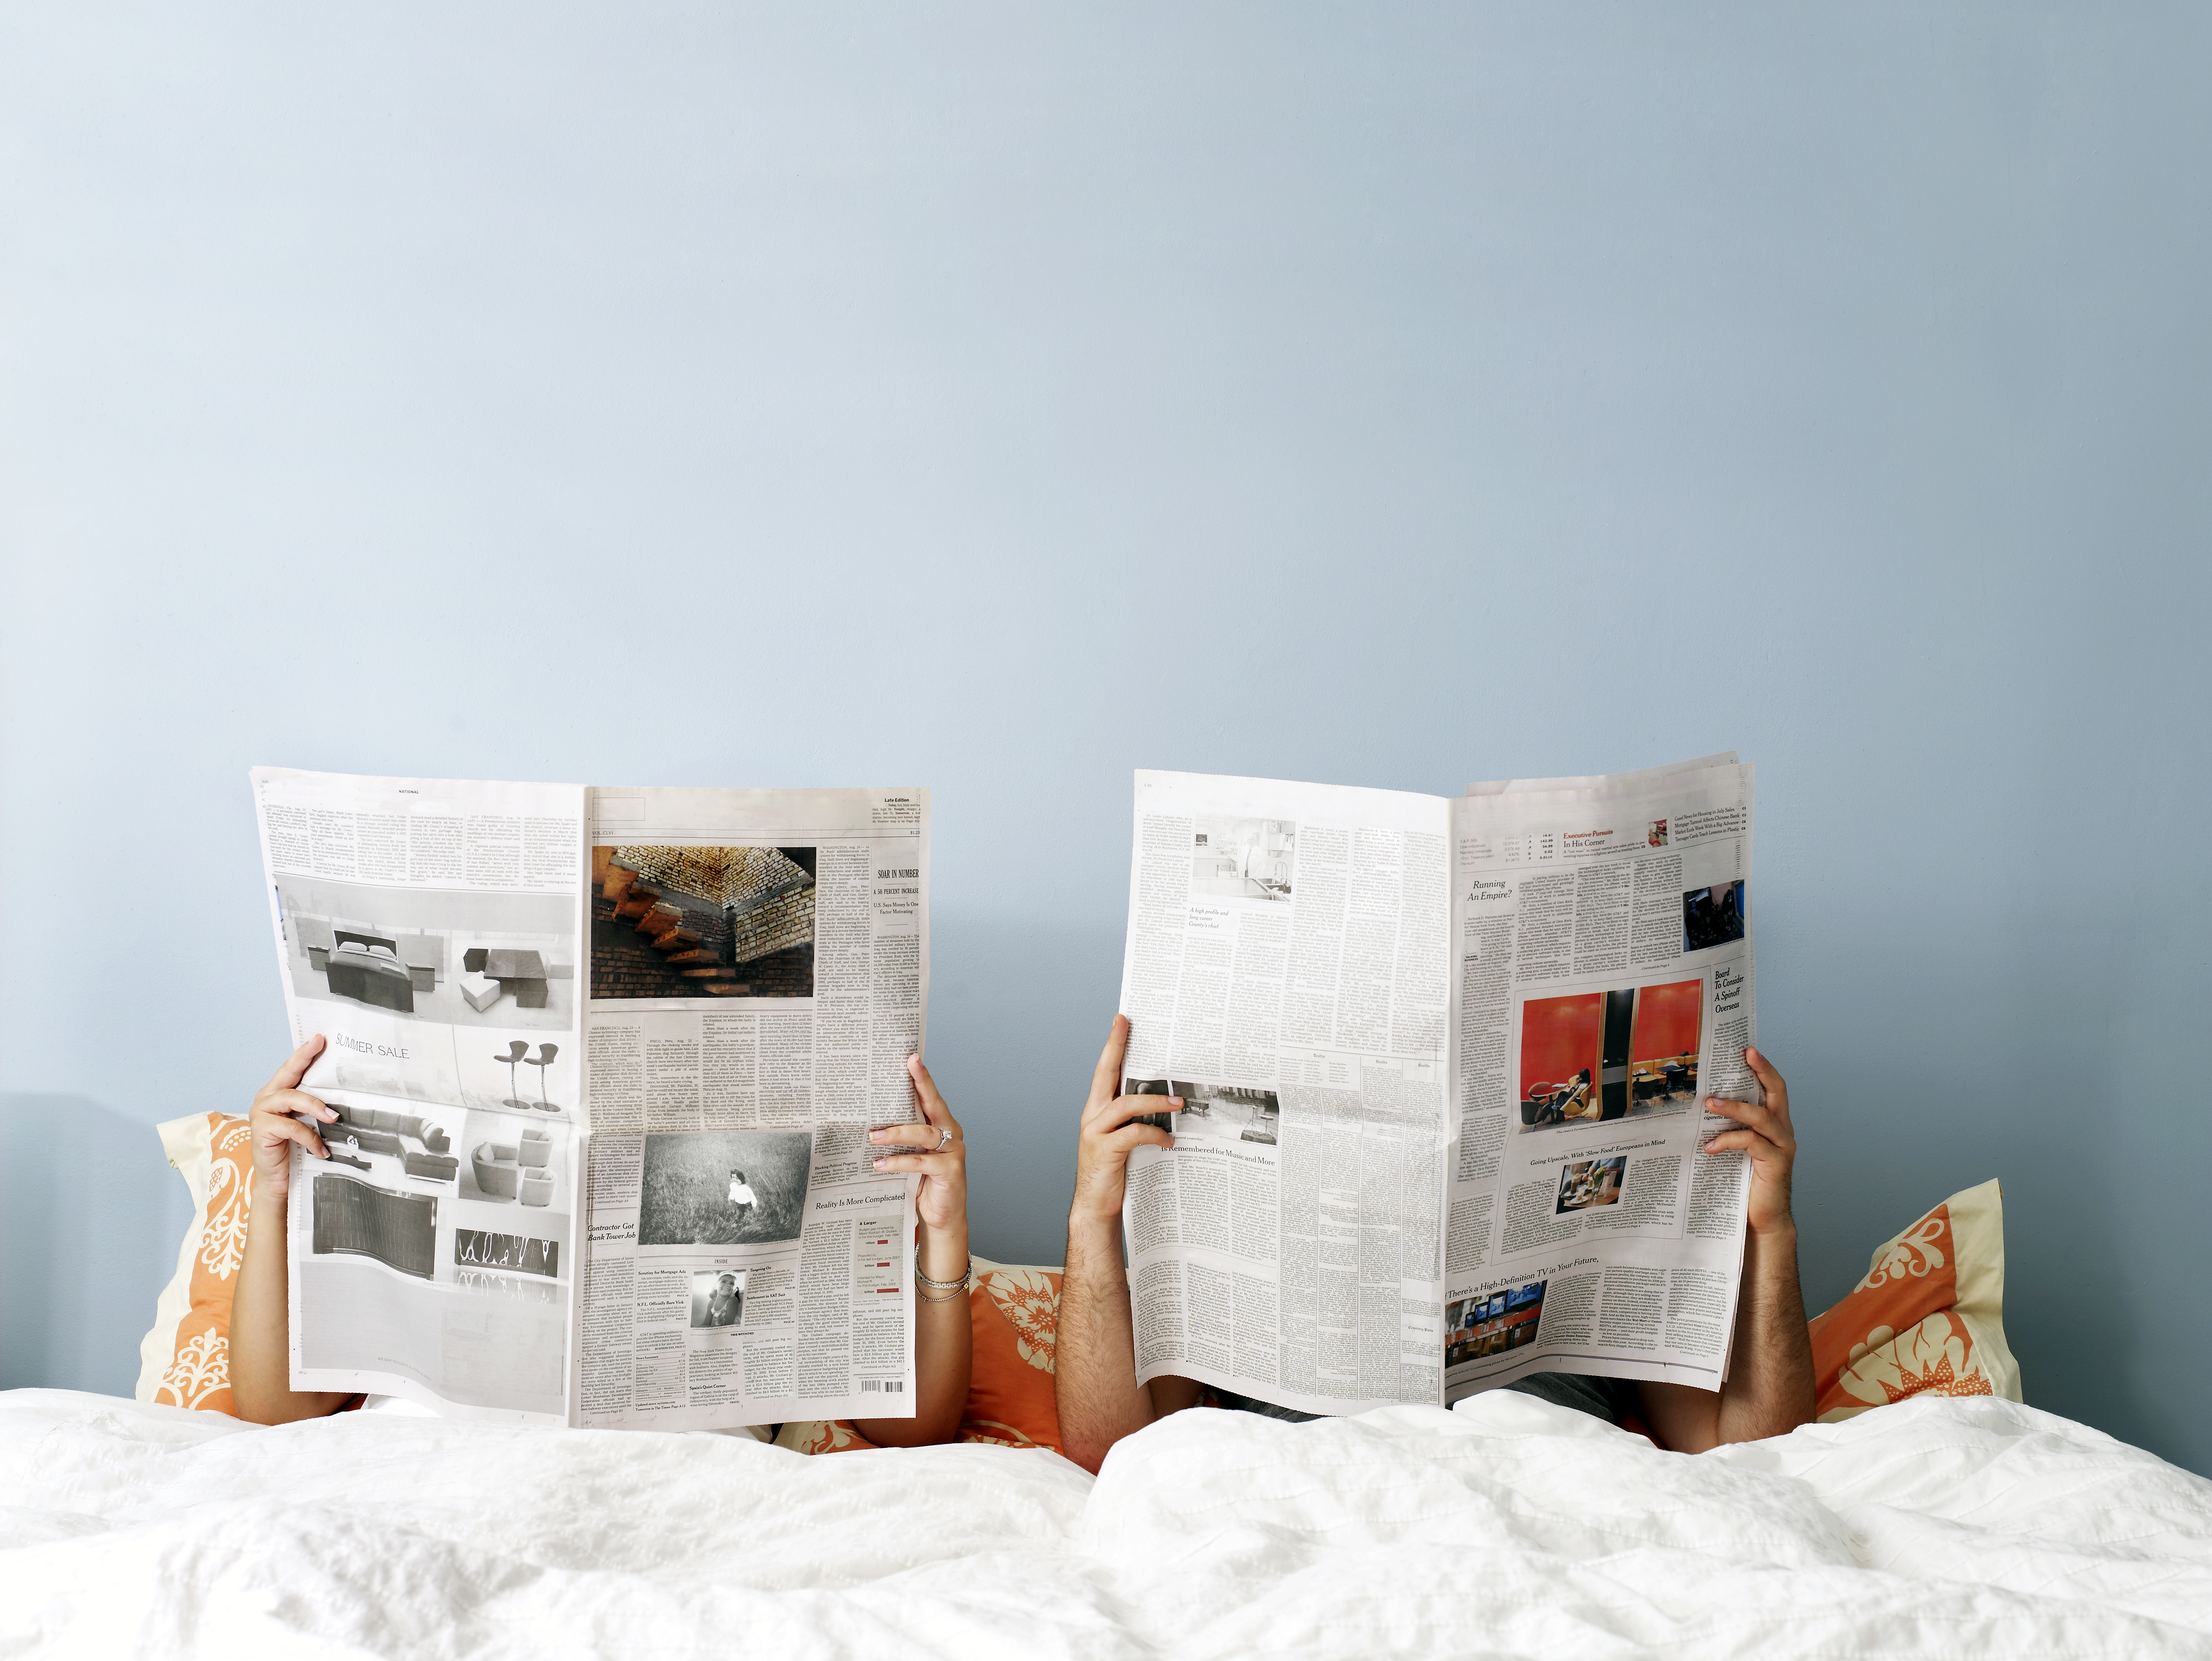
xmin=1087 ymin=1014 xmax=1131 ymax=1112
xmin=264 ymin=1034 xmax=327 ymax=1093
xmin=1742 ymin=1046 xmax=1789 ymax=1119
xmin=1103 ymin=1121 xmax=1174 ymax=1156
xmin=1090 ymin=1094 xmax=1180 ymax=1137
xmin=1702 ymin=1128 xmax=1779 ymax=1160
xmin=1703 ymin=1094 xmax=1789 ymax=1148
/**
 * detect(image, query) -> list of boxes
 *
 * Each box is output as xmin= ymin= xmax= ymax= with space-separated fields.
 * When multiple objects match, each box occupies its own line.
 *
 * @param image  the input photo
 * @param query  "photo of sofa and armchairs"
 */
xmin=321 ymin=1103 xmax=461 ymax=1182
xmin=472 ymin=1125 xmax=556 ymax=1207
xmin=326 ymin=1104 xmax=557 ymax=1207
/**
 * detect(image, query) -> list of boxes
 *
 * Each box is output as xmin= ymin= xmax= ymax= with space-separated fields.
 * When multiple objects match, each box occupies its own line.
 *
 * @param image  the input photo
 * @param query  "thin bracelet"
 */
xmin=915 ymin=1247 xmax=971 ymax=1291
xmin=916 ymin=1283 xmax=967 ymax=1303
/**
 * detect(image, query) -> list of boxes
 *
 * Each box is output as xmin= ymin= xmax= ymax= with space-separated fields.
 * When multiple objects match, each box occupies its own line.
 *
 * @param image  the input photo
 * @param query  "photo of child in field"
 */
xmin=638 ymin=1129 xmax=811 ymax=1246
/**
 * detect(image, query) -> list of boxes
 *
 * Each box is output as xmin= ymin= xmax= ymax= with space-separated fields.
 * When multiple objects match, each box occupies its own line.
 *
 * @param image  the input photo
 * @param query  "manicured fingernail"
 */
xmin=1168 ymin=1098 xmax=1182 ymax=1107
xmin=873 ymin=1159 xmax=886 ymax=1169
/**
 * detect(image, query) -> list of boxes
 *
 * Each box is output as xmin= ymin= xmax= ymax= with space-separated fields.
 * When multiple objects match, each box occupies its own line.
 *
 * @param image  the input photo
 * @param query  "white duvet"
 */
xmin=2 ymin=1388 xmax=2208 ymax=1658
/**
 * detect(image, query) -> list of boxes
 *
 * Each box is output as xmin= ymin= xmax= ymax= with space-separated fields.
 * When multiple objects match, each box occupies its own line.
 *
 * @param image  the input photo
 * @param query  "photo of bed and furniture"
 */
xmin=274 ymin=877 xmax=577 ymax=1030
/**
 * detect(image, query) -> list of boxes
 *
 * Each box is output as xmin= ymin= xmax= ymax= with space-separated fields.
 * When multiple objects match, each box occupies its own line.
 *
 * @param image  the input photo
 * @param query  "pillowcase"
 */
xmin=787 ymin=1188 xmax=2023 ymax=1451
xmin=777 ymin=1259 xmax=1065 ymax=1455
xmin=1805 ymin=1177 xmax=2022 ymax=1422
xmin=137 ymin=1112 xmax=254 ymax=1415
xmin=140 ymin=1109 xmax=2016 ymax=1442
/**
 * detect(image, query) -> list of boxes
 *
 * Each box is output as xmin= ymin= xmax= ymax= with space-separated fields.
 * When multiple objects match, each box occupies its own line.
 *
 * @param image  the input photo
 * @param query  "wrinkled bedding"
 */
xmin=1 ymin=1388 xmax=2207 ymax=1658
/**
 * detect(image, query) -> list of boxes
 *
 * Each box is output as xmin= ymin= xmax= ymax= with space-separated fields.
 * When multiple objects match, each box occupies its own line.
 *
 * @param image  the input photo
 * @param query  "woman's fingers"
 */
xmin=906 ymin=1053 xmax=957 ymax=1131
xmin=263 ymin=1087 xmax=336 ymax=1123
xmin=265 ymin=1113 xmax=329 ymax=1160
xmin=265 ymin=1034 xmax=326 ymax=1094
xmin=1086 ymin=1015 xmax=1130 ymax=1115
xmin=870 ymin=1149 xmax=965 ymax=1177
xmin=869 ymin=1127 xmax=953 ymax=1153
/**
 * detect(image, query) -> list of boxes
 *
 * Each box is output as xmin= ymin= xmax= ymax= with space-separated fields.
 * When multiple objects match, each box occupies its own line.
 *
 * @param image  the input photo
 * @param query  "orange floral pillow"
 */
xmin=1806 ymin=1178 xmax=2022 ymax=1421
xmin=777 ymin=1260 xmax=1065 ymax=1455
xmin=137 ymin=1112 xmax=255 ymax=1415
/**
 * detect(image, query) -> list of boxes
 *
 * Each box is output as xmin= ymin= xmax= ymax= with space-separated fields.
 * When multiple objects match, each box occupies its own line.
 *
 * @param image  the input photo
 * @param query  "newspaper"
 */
xmin=251 ymin=767 xmax=930 ymax=1429
xmin=1114 ymin=758 xmax=1757 ymax=1414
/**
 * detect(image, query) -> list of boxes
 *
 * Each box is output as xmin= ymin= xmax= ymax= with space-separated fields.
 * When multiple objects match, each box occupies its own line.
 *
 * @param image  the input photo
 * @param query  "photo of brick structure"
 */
xmin=591 ymin=845 xmax=816 ymax=1000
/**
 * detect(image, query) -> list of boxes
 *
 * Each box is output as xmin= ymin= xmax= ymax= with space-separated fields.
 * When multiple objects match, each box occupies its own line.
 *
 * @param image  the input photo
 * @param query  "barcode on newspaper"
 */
xmin=859 ymin=1379 xmax=904 ymax=1393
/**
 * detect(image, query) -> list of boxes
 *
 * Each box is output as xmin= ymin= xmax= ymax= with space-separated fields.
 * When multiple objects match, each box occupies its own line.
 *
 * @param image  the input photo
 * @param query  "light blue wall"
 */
xmin=3 ymin=5 xmax=2206 ymax=1472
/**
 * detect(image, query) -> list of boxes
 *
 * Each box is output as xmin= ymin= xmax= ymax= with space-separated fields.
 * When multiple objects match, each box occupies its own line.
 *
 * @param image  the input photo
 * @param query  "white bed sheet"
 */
xmin=1 ymin=1387 xmax=2206 ymax=1658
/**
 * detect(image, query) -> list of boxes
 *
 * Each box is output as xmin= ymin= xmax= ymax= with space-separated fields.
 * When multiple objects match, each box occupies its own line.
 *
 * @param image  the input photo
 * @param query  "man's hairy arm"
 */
xmin=1637 ymin=1046 xmax=1816 ymax=1453
xmin=1055 ymin=1016 xmax=1201 ymax=1474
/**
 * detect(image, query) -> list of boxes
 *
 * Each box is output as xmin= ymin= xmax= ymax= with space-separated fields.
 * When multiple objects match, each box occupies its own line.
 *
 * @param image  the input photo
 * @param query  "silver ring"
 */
xmin=937 ymin=1126 xmax=953 ymax=1151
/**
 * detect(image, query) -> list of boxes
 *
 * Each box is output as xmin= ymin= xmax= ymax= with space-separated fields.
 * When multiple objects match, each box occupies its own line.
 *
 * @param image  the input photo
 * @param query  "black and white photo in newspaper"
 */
xmin=572 ymin=785 xmax=929 ymax=1430
xmin=1116 ymin=770 xmax=1454 ymax=1417
xmin=1443 ymin=759 xmax=1757 ymax=1403
xmin=251 ymin=767 xmax=589 ymax=1423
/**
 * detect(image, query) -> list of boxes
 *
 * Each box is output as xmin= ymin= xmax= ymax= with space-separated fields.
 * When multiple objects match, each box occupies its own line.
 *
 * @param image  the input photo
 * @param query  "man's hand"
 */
xmin=1701 ymin=1046 xmax=1794 ymax=1235
xmin=1640 ymin=1044 xmax=1814 ymax=1451
xmin=1071 ymin=1014 xmax=1177 ymax=1226
xmin=1057 ymin=1014 xmax=1199 ymax=1473
xmin=249 ymin=1035 xmax=336 ymax=1200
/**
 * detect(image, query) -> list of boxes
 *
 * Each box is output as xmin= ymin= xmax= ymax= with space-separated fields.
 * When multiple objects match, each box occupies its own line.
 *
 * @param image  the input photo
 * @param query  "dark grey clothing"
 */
xmin=1213 ymin=1371 xmax=1641 ymax=1426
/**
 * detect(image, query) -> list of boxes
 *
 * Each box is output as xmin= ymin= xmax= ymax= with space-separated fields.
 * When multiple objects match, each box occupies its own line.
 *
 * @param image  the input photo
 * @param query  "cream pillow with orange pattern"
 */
xmin=1806 ymin=1177 xmax=2022 ymax=1421
xmin=136 ymin=1112 xmax=256 ymax=1415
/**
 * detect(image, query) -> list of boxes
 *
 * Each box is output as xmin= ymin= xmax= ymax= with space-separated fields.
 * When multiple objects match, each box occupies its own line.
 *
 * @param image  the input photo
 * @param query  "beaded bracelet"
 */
xmin=916 ymin=1247 xmax=972 ymax=1295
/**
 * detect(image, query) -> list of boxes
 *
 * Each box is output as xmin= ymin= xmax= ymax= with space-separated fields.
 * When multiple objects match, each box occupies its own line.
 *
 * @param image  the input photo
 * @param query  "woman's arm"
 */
xmin=229 ymin=1036 xmax=357 ymax=1426
xmin=850 ymin=1054 xmax=972 ymax=1446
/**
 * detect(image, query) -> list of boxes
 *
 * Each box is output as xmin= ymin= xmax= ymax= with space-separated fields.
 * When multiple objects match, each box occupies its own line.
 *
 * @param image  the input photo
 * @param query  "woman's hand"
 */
xmin=855 ymin=1054 xmax=973 ymax=1445
xmin=1703 ymin=1046 xmax=1797 ymax=1236
xmin=870 ymin=1055 xmax=968 ymax=1242
xmin=250 ymin=1035 xmax=337 ymax=1201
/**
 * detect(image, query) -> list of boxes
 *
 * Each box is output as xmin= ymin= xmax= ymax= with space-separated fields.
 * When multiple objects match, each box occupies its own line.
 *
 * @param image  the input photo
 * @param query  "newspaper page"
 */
xmin=252 ymin=767 xmax=588 ymax=1423
xmin=572 ymin=785 xmax=930 ymax=1430
xmin=1116 ymin=771 xmax=1453 ymax=1416
xmin=1443 ymin=759 xmax=1756 ymax=1403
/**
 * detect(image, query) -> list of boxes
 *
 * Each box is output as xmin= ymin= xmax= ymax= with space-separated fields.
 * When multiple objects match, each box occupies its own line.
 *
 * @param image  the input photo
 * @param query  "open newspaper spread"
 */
xmin=251 ymin=768 xmax=930 ymax=1429
xmin=1114 ymin=757 xmax=1757 ymax=1414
